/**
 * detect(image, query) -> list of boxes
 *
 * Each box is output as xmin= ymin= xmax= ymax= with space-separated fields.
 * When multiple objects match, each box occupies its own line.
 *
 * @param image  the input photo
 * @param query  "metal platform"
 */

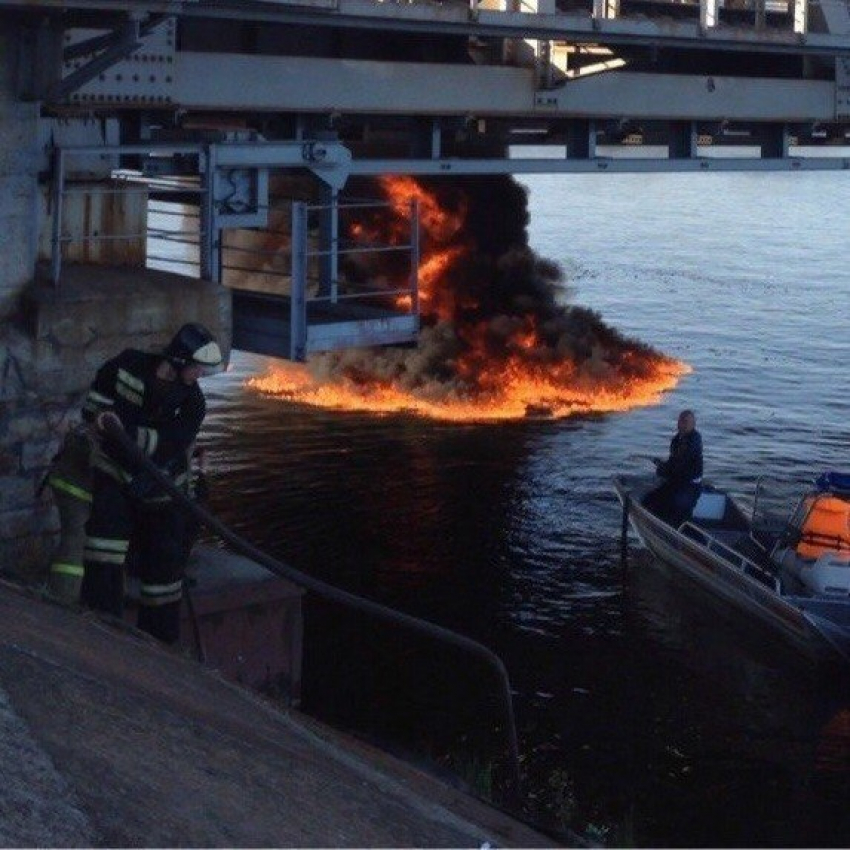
xmin=232 ymin=289 xmax=419 ymax=360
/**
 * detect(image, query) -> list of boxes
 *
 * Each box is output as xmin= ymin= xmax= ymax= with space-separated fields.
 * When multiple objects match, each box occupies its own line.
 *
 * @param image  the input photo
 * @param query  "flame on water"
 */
xmin=249 ymin=357 xmax=689 ymax=422
xmin=249 ymin=175 xmax=689 ymax=422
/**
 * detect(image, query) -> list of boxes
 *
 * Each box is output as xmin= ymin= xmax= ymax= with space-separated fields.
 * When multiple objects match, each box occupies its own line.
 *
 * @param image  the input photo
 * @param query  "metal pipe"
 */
xmin=410 ymin=197 xmax=421 ymax=317
xmin=101 ymin=417 xmax=523 ymax=804
xmin=290 ymin=201 xmax=308 ymax=362
xmin=145 ymin=255 xmax=199 ymax=268
xmin=200 ymin=145 xmax=219 ymax=283
xmin=182 ymin=578 xmax=207 ymax=663
xmin=50 ymin=148 xmax=65 ymax=286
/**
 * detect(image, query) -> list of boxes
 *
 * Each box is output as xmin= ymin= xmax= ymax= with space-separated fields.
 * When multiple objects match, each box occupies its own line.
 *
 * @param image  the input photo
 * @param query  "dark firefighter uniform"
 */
xmin=44 ymin=425 xmax=94 ymax=605
xmin=81 ymin=324 xmax=221 ymax=644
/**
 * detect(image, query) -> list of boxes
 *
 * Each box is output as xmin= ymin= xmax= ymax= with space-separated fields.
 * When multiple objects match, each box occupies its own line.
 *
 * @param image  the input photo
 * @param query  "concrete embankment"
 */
xmin=0 ymin=578 xmax=555 ymax=847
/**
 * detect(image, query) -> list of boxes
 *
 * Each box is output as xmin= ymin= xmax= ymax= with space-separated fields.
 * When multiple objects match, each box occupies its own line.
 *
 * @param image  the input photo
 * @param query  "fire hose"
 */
xmin=103 ymin=418 xmax=522 ymax=802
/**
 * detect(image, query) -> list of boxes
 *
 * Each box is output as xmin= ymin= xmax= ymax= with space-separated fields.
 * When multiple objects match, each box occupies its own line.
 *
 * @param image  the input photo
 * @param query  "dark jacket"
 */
xmin=657 ymin=430 xmax=703 ymax=485
xmin=82 ymin=349 xmax=205 ymax=485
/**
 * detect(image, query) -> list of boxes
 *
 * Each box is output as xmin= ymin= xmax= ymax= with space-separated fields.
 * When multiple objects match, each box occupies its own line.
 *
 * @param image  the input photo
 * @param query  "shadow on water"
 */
xmin=564 ymin=554 xmax=850 ymax=846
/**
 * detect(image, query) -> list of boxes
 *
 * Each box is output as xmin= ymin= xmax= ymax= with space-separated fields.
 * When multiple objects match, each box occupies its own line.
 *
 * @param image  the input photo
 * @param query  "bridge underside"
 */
xmin=5 ymin=0 xmax=850 ymax=168
xmin=5 ymin=0 xmax=850 ymax=359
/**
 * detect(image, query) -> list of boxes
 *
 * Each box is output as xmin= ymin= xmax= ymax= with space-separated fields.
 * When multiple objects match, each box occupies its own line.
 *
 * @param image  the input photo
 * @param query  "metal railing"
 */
xmin=49 ymin=145 xmax=206 ymax=286
xmin=103 ymin=418 xmax=523 ymax=804
xmin=220 ymin=195 xmax=419 ymax=310
xmin=679 ymin=521 xmax=782 ymax=592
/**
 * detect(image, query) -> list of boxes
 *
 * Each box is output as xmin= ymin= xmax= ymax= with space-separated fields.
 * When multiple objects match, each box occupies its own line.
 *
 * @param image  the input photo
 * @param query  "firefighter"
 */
xmin=43 ymin=424 xmax=94 ymax=605
xmin=80 ymin=323 xmax=222 ymax=644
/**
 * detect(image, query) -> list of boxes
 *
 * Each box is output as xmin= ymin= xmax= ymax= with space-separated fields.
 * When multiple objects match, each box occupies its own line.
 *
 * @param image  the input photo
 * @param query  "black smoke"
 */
xmin=311 ymin=174 xmax=672 ymax=398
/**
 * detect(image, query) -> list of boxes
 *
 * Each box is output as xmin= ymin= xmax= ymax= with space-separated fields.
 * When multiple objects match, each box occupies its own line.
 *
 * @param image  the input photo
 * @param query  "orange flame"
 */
xmin=251 ymin=357 xmax=688 ymax=422
xmin=249 ymin=176 xmax=689 ymax=422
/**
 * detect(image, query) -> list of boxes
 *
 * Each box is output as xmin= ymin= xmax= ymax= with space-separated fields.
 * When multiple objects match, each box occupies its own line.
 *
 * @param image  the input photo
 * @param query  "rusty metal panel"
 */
xmin=58 ymin=180 xmax=148 ymax=266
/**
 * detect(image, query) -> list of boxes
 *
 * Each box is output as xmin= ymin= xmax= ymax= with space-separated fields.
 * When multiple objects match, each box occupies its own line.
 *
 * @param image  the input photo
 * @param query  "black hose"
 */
xmin=620 ymin=494 xmax=630 ymax=573
xmin=182 ymin=576 xmax=207 ymax=663
xmin=104 ymin=419 xmax=522 ymax=803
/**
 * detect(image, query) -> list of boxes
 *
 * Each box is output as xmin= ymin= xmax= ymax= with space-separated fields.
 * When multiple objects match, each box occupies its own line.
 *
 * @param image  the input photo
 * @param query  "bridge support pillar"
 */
xmin=566 ymin=120 xmax=597 ymax=159
xmin=760 ymin=124 xmax=791 ymax=158
xmin=669 ymin=121 xmax=699 ymax=159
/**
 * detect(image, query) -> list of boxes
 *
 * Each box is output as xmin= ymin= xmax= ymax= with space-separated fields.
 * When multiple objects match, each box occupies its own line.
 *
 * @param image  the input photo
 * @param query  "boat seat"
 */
xmin=692 ymin=492 xmax=727 ymax=522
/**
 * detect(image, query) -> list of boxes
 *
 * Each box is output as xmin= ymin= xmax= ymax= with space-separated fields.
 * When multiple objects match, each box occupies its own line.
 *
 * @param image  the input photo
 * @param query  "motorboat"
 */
xmin=613 ymin=472 xmax=850 ymax=665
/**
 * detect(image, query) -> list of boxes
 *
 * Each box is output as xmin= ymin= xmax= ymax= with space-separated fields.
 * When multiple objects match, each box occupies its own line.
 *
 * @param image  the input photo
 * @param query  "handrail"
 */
xmin=679 ymin=521 xmax=781 ymax=593
xmin=102 ymin=418 xmax=522 ymax=803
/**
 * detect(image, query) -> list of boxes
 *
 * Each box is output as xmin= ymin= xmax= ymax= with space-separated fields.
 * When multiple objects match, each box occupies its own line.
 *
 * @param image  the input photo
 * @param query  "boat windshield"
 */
xmin=752 ymin=478 xmax=802 ymax=550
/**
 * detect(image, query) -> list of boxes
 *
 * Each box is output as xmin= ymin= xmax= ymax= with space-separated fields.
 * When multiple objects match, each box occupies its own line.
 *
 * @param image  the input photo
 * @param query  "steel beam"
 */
xmin=5 ymin=0 xmax=850 ymax=57
xmin=172 ymin=54 xmax=838 ymax=123
xmin=344 ymin=155 xmax=850 ymax=174
xmin=51 ymin=17 xmax=142 ymax=100
xmin=214 ymin=140 xmax=352 ymax=190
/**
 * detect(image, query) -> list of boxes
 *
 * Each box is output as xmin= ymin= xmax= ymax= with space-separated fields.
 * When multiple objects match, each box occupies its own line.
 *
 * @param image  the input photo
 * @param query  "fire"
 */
xmin=249 ymin=175 xmax=689 ymax=422
xmin=252 ymin=356 xmax=687 ymax=422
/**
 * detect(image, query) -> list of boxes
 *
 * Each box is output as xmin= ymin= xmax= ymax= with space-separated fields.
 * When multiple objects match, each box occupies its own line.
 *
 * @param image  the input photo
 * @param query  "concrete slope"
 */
xmin=0 ymin=579 xmax=555 ymax=848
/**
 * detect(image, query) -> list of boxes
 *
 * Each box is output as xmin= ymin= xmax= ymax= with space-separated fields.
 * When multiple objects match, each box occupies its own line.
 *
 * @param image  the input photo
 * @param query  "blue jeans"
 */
xmin=643 ymin=481 xmax=701 ymax=528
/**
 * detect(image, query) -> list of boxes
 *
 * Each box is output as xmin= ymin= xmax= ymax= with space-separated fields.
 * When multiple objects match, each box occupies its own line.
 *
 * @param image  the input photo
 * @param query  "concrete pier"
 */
xmin=0 ymin=577 xmax=555 ymax=848
xmin=0 ymin=264 xmax=231 ymax=583
xmin=127 ymin=544 xmax=304 ymax=704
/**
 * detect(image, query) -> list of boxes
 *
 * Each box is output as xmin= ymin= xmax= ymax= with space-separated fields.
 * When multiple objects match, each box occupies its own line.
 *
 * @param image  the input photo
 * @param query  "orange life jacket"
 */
xmin=796 ymin=495 xmax=850 ymax=560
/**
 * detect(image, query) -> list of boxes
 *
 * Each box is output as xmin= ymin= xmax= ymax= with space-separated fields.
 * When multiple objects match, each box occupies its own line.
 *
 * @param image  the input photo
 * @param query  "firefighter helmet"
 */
xmin=165 ymin=323 xmax=222 ymax=369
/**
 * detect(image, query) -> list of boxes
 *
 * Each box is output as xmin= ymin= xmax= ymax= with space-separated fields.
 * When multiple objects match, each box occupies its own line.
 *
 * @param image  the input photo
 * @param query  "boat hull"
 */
xmin=614 ymin=476 xmax=850 ymax=664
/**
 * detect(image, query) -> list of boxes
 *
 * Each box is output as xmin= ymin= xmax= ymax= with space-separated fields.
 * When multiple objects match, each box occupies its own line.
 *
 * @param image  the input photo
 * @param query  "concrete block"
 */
xmin=41 ymin=316 xmax=98 ymax=350
xmin=23 ymin=266 xmax=232 ymax=359
xmin=31 ymin=366 xmax=97 ymax=398
xmin=2 ymin=406 xmax=53 ymax=442
xmin=0 ymin=175 xmax=37 ymax=217
xmin=0 ymin=531 xmax=55 ymax=583
xmin=2 ymin=263 xmax=230 ymax=570
xmin=0 ymin=138 xmax=37 ymax=181
xmin=0 ymin=447 xmax=19 ymax=474
xmin=21 ymin=437 xmax=59 ymax=473
xmin=0 ymin=177 xmax=38 ymax=311
xmin=0 ymin=501 xmax=56 ymax=540
xmin=177 ymin=545 xmax=304 ymax=704
xmin=0 ymin=334 xmax=40 ymax=401
xmin=0 ymin=474 xmax=38 ymax=513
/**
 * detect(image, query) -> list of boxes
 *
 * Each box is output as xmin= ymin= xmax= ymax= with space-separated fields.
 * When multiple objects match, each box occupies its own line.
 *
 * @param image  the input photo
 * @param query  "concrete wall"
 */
xmin=0 ymin=324 xmax=67 ymax=581
xmin=0 ymin=28 xmax=58 ymax=578
xmin=0 ymin=28 xmax=39 ymax=320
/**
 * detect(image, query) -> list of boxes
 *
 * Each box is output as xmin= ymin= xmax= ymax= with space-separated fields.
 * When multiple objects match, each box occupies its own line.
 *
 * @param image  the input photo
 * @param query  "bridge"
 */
xmin=4 ymin=0 xmax=849 ymax=356
xmin=10 ymin=0 xmax=850 ymax=168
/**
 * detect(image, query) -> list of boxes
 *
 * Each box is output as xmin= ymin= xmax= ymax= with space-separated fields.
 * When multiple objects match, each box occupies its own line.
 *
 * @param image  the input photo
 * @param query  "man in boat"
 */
xmin=80 ymin=323 xmax=222 ymax=644
xmin=643 ymin=409 xmax=704 ymax=527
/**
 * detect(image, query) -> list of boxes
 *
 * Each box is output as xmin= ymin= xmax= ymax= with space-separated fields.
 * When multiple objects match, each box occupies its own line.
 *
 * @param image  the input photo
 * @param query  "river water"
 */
xmin=198 ymin=170 xmax=850 ymax=846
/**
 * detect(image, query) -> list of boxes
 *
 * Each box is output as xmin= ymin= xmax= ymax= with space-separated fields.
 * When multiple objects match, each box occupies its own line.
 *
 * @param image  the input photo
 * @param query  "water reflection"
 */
xmin=202 ymin=348 xmax=850 ymax=846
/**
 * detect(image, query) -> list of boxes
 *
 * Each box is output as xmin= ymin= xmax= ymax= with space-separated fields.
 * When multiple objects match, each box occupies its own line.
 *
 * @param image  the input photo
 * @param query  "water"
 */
xmin=199 ymin=171 xmax=850 ymax=846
